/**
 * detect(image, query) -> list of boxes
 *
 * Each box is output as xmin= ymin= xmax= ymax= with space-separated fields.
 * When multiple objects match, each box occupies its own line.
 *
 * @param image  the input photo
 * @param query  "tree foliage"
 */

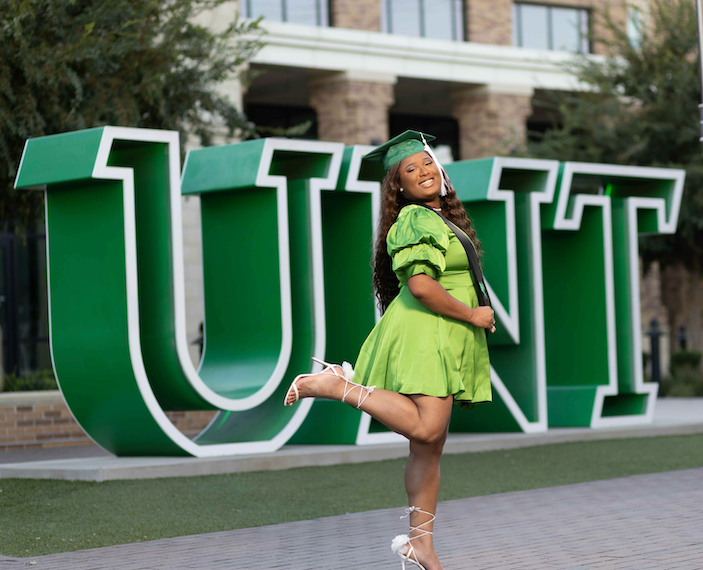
xmin=528 ymin=0 xmax=703 ymax=273
xmin=0 ymin=0 xmax=264 ymax=231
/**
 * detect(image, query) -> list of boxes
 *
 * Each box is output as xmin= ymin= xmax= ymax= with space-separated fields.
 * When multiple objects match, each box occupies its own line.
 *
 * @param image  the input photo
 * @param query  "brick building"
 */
xmin=184 ymin=0 xmax=673 ymax=373
xmin=0 ymin=0 xmax=652 ymax=381
xmin=222 ymin=0 xmax=638 ymax=154
xmin=190 ymin=0 xmax=671 ymax=366
xmin=0 ymin=0 xmax=689 ymax=450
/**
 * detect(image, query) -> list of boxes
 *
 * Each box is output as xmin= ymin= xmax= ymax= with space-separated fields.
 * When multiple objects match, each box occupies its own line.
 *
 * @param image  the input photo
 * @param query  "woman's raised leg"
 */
xmin=288 ymin=368 xmax=453 ymax=444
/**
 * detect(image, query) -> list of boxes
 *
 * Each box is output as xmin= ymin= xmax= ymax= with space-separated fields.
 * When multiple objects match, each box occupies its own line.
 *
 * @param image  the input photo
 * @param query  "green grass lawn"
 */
xmin=1 ymin=434 xmax=702 ymax=558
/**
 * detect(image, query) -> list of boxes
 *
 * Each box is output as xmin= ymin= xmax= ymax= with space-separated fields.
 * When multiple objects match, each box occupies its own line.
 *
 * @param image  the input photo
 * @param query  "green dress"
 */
xmin=354 ymin=204 xmax=492 ymax=409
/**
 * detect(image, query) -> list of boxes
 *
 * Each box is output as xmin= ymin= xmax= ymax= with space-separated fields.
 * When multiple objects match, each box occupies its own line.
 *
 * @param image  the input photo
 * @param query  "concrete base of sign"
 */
xmin=1 ymin=398 xmax=701 ymax=482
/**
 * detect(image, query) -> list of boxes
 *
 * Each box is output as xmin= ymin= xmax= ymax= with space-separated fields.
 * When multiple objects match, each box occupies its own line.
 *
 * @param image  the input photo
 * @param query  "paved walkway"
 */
xmin=1 ymin=467 xmax=701 ymax=570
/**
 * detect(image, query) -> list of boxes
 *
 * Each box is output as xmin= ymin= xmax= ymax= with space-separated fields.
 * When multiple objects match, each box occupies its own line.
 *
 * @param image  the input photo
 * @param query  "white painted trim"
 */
xmin=490 ymin=366 xmax=540 ymax=433
xmin=483 ymin=158 xmax=520 ymax=344
xmin=251 ymin=20 xmax=601 ymax=91
xmin=309 ymin=70 xmax=398 ymax=85
xmin=526 ymin=161 xmax=559 ymax=434
xmin=472 ymin=84 xmax=536 ymax=97
xmin=554 ymin=163 xmax=685 ymax=232
xmin=13 ymin=139 xmax=30 ymax=189
xmin=341 ymin=145 xmax=381 ymax=325
xmin=0 ymin=390 xmax=63 ymax=407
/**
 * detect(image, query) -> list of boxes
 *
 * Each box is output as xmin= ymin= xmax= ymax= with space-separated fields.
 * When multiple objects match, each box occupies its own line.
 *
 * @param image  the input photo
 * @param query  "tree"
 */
xmin=0 ymin=0 xmax=264 ymax=232
xmin=527 ymin=0 xmax=703 ymax=352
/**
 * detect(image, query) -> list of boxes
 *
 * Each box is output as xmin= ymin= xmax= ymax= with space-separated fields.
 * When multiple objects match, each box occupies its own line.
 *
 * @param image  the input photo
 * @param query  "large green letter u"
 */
xmin=15 ymin=127 xmax=345 ymax=456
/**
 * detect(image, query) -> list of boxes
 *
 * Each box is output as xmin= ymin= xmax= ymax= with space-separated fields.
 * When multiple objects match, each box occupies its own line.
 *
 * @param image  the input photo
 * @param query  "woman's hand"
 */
xmin=469 ymin=306 xmax=496 ymax=332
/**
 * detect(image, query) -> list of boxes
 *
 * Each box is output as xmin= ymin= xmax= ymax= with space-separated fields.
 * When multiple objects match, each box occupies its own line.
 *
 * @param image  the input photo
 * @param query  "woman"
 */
xmin=284 ymin=130 xmax=494 ymax=570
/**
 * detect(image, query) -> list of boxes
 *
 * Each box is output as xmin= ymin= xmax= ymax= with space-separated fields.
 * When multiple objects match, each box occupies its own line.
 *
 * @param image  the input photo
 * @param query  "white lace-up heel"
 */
xmin=391 ymin=506 xmax=435 ymax=570
xmin=283 ymin=357 xmax=375 ymax=408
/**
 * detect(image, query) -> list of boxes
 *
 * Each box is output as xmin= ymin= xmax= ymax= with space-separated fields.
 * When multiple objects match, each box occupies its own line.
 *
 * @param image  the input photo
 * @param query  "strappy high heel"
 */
xmin=283 ymin=357 xmax=375 ymax=408
xmin=391 ymin=506 xmax=435 ymax=570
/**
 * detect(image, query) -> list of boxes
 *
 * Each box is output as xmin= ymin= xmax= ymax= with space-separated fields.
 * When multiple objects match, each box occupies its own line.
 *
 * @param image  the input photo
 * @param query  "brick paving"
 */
xmin=1 ymin=468 xmax=701 ymax=570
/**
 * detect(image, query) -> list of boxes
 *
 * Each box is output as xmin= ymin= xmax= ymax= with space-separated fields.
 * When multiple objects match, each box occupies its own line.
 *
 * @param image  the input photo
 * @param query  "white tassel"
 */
xmin=341 ymin=361 xmax=355 ymax=381
xmin=391 ymin=534 xmax=410 ymax=555
xmin=420 ymin=133 xmax=448 ymax=197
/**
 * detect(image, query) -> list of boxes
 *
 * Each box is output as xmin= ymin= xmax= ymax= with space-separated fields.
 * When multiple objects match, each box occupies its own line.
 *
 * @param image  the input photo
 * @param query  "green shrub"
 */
xmin=659 ymin=365 xmax=703 ymax=398
xmin=1 ymin=369 xmax=58 ymax=392
xmin=669 ymin=351 xmax=703 ymax=370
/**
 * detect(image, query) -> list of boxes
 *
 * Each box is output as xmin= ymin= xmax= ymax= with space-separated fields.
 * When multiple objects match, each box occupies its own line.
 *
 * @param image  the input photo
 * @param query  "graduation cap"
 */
xmin=362 ymin=130 xmax=448 ymax=196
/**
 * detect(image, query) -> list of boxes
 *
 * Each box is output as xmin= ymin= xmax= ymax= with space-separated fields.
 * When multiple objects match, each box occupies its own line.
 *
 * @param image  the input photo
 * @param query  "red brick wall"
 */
xmin=0 ymin=399 xmax=89 ymax=451
xmin=465 ymin=0 xmax=514 ymax=45
xmin=310 ymin=78 xmax=395 ymax=146
xmin=164 ymin=410 xmax=218 ymax=438
xmin=330 ymin=0 xmax=381 ymax=31
xmin=452 ymin=87 xmax=533 ymax=160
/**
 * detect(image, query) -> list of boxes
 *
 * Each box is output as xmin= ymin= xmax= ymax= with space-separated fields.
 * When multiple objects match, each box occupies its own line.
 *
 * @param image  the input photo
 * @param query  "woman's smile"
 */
xmin=399 ymin=151 xmax=442 ymax=205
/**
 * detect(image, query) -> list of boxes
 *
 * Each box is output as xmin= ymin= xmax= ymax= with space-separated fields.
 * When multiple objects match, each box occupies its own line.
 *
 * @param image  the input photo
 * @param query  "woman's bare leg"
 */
xmin=403 ymin=400 xmax=450 ymax=570
xmin=288 ymin=370 xmax=452 ymax=569
xmin=288 ymin=369 xmax=452 ymax=443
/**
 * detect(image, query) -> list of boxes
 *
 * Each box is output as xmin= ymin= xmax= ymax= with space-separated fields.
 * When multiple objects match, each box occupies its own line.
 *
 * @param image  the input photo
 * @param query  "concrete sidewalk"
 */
xmin=1 ymin=397 xmax=702 ymax=481
xmin=1 ymin=467 xmax=701 ymax=569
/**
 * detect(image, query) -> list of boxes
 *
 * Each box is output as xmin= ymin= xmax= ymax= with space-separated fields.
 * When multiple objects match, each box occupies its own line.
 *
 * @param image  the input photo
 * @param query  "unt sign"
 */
xmin=14 ymin=127 xmax=685 ymax=457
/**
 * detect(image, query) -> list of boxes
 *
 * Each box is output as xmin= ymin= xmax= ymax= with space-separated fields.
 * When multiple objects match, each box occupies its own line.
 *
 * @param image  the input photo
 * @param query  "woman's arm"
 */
xmin=407 ymin=274 xmax=495 ymax=330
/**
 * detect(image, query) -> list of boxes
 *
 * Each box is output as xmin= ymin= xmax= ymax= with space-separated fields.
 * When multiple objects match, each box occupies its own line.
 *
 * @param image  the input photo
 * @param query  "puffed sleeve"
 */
xmin=387 ymin=205 xmax=450 ymax=284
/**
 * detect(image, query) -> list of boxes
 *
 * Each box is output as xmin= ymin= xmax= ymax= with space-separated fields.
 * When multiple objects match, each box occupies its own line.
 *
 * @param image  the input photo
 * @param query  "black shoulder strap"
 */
xmin=402 ymin=202 xmax=491 ymax=309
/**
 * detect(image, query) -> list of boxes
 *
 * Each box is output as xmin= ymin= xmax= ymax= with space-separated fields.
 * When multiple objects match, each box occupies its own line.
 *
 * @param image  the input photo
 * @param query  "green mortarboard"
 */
xmin=363 ymin=130 xmax=437 ymax=171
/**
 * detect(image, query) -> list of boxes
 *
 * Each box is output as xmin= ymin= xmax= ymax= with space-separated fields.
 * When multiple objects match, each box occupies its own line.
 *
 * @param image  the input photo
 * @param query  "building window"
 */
xmin=513 ymin=3 xmax=589 ymax=53
xmin=627 ymin=7 xmax=642 ymax=48
xmin=381 ymin=0 xmax=464 ymax=41
xmin=244 ymin=0 xmax=329 ymax=27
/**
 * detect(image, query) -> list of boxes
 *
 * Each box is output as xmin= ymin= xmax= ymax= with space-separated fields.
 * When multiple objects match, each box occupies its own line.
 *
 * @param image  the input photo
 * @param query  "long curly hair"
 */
xmin=372 ymin=160 xmax=482 ymax=314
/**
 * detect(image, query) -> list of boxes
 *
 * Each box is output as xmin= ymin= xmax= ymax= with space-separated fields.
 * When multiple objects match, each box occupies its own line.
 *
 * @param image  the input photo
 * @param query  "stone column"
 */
xmin=464 ymin=0 xmax=513 ymax=45
xmin=329 ymin=0 xmax=381 ymax=31
xmin=451 ymin=85 xmax=534 ymax=160
xmin=309 ymin=72 xmax=396 ymax=146
xmin=640 ymin=260 xmax=671 ymax=376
